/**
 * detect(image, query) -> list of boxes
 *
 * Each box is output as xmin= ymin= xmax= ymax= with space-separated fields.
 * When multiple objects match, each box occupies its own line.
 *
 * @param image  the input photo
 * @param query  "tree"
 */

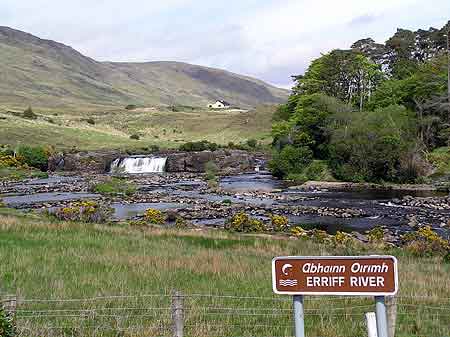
xmin=371 ymin=55 xmax=448 ymax=108
xmin=23 ymin=106 xmax=37 ymax=119
xmin=329 ymin=105 xmax=419 ymax=183
xmin=292 ymin=50 xmax=383 ymax=110
xmin=369 ymin=54 xmax=449 ymax=148
xmin=271 ymin=93 xmax=352 ymax=158
xmin=385 ymin=29 xmax=419 ymax=78
xmin=351 ymin=38 xmax=387 ymax=67
xmin=376 ymin=24 xmax=449 ymax=79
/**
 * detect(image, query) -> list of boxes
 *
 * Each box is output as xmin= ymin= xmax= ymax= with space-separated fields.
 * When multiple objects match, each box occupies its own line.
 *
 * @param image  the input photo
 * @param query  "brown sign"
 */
xmin=272 ymin=256 xmax=398 ymax=296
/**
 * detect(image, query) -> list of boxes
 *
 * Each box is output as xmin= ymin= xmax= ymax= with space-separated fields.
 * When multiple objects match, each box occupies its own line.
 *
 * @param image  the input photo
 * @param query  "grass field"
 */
xmin=0 ymin=208 xmax=449 ymax=336
xmin=0 ymin=104 xmax=275 ymax=151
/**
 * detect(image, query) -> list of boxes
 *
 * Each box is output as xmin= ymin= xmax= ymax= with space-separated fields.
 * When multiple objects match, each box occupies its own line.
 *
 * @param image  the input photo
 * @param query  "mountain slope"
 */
xmin=0 ymin=26 xmax=288 ymax=108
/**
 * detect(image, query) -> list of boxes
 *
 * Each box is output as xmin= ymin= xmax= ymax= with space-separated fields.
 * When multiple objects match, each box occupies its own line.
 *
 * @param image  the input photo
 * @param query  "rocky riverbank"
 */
xmin=291 ymin=180 xmax=446 ymax=193
xmin=48 ymin=149 xmax=267 ymax=174
xmin=1 ymin=171 xmax=450 ymax=247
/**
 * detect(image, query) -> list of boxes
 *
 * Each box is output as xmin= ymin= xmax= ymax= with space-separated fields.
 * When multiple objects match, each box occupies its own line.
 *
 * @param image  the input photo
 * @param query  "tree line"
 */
xmin=270 ymin=21 xmax=450 ymax=183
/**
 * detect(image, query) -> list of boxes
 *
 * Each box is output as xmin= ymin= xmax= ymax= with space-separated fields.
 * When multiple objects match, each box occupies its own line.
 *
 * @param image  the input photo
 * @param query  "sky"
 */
xmin=1 ymin=0 xmax=449 ymax=88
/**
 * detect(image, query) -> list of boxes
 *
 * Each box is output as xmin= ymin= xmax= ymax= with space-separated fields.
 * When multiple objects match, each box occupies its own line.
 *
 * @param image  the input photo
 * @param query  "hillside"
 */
xmin=0 ymin=26 xmax=288 ymax=109
xmin=0 ymin=104 xmax=277 ymax=150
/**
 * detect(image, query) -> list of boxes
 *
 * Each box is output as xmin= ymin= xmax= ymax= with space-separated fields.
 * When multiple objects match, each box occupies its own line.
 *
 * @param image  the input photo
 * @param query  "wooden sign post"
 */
xmin=272 ymin=256 xmax=398 ymax=337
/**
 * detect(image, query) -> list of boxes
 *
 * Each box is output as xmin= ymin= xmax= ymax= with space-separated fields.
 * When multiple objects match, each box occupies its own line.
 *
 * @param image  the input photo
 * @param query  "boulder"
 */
xmin=47 ymin=152 xmax=65 ymax=171
xmin=166 ymin=151 xmax=215 ymax=172
xmin=48 ymin=150 xmax=122 ymax=173
xmin=165 ymin=150 xmax=264 ymax=173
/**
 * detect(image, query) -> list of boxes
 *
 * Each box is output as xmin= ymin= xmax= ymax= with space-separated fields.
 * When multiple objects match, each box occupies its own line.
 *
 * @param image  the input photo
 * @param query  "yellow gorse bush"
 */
xmin=225 ymin=211 xmax=266 ymax=233
xmin=290 ymin=226 xmax=307 ymax=237
xmin=402 ymin=225 xmax=450 ymax=256
xmin=417 ymin=226 xmax=448 ymax=245
xmin=144 ymin=208 xmax=167 ymax=224
xmin=311 ymin=229 xmax=331 ymax=244
xmin=55 ymin=201 xmax=111 ymax=223
xmin=0 ymin=155 xmax=25 ymax=168
xmin=270 ymin=214 xmax=289 ymax=232
xmin=368 ymin=226 xmax=385 ymax=243
xmin=333 ymin=231 xmax=351 ymax=245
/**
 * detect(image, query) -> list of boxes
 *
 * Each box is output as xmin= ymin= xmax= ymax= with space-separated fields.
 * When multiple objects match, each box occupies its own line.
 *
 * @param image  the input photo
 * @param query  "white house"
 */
xmin=208 ymin=100 xmax=231 ymax=109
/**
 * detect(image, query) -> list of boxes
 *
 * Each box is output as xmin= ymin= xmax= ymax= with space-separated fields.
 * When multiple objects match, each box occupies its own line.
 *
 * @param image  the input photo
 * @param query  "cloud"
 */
xmin=349 ymin=14 xmax=378 ymax=27
xmin=1 ymin=0 xmax=449 ymax=88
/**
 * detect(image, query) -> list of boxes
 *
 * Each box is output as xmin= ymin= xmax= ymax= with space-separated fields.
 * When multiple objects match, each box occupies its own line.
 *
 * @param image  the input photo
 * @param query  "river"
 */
xmin=1 ymin=172 xmax=449 ymax=240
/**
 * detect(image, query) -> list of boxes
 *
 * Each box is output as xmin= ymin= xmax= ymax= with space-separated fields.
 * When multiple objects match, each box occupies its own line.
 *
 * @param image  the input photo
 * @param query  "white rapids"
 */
xmin=110 ymin=157 xmax=167 ymax=174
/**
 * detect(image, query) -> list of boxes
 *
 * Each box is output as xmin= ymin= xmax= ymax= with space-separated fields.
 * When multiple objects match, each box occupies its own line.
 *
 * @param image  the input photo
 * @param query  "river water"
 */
xmin=2 ymin=172 xmax=449 ymax=238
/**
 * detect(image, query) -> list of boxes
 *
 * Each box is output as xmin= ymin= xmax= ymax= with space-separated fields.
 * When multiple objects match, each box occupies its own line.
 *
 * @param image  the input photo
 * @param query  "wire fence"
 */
xmin=2 ymin=293 xmax=450 ymax=337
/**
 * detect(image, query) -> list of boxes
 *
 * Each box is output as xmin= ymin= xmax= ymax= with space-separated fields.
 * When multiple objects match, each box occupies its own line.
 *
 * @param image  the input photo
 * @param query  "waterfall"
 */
xmin=110 ymin=157 xmax=167 ymax=174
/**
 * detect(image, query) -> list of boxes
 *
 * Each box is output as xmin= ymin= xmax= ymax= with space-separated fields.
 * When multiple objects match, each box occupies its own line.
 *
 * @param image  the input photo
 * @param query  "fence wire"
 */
xmin=1 ymin=293 xmax=449 ymax=337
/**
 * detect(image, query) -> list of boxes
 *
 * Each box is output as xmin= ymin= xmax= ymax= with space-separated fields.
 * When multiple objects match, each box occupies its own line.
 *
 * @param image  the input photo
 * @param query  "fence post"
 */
xmin=386 ymin=296 xmax=397 ymax=337
xmin=171 ymin=290 xmax=184 ymax=337
xmin=365 ymin=312 xmax=378 ymax=337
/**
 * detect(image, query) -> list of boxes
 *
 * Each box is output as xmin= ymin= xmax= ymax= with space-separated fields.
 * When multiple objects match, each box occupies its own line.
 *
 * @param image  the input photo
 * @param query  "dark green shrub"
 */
xmin=22 ymin=106 xmax=37 ymax=119
xmin=179 ymin=140 xmax=219 ymax=152
xmin=0 ymin=305 xmax=15 ymax=337
xmin=443 ymin=251 xmax=450 ymax=264
xmin=204 ymin=161 xmax=219 ymax=188
xmin=17 ymin=146 xmax=48 ymax=171
xmin=268 ymin=145 xmax=313 ymax=179
xmin=287 ymin=160 xmax=334 ymax=183
xmin=329 ymin=105 xmax=418 ymax=183
xmin=149 ymin=145 xmax=160 ymax=152
xmin=204 ymin=161 xmax=218 ymax=180
xmin=125 ymin=104 xmax=137 ymax=110
xmin=246 ymin=139 xmax=258 ymax=148
xmin=92 ymin=178 xmax=137 ymax=196
xmin=130 ymin=134 xmax=140 ymax=140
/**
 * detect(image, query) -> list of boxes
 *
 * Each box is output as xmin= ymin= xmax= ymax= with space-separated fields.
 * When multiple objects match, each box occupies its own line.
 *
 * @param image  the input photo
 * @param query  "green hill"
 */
xmin=0 ymin=26 xmax=288 ymax=109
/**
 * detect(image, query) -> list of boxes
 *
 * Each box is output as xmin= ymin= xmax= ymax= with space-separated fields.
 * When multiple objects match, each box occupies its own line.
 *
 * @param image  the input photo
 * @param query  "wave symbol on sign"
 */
xmin=279 ymin=279 xmax=298 ymax=286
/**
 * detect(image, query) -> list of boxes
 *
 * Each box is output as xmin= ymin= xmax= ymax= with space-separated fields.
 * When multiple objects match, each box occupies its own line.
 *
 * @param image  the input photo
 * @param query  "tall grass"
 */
xmin=0 ymin=210 xmax=449 ymax=336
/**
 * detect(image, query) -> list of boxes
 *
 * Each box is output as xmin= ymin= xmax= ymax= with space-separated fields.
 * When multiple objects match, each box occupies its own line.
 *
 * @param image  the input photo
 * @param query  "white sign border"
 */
xmin=272 ymin=255 xmax=399 ymax=296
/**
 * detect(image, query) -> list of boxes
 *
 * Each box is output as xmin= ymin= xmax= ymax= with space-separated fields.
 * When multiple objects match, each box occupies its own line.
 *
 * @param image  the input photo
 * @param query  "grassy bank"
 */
xmin=0 ymin=104 xmax=274 ymax=151
xmin=0 ymin=209 xmax=449 ymax=336
xmin=0 ymin=167 xmax=48 ymax=181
